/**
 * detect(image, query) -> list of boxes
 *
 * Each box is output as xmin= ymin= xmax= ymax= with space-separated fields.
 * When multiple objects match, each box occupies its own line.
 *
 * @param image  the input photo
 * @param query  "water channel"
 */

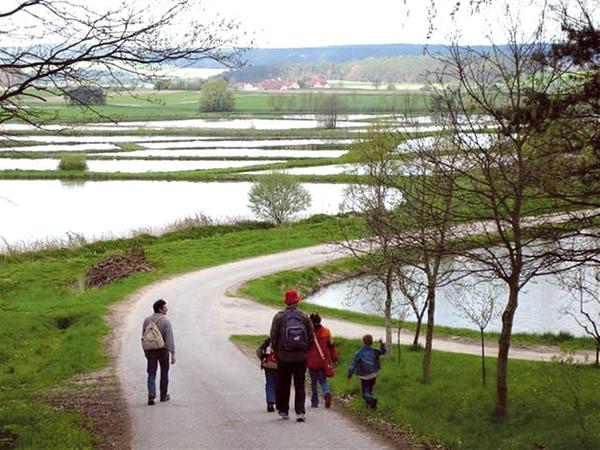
xmin=306 ymin=275 xmax=597 ymax=337
xmin=0 ymin=158 xmax=285 ymax=173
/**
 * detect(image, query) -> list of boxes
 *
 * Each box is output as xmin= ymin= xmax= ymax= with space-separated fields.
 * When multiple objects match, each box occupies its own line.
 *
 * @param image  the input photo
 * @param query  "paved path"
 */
xmin=115 ymin=244 xmax=591 ymax=449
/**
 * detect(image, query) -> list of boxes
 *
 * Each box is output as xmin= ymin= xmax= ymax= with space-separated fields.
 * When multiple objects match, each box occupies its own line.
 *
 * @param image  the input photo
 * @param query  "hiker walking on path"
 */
xmin=306 ymin=313 xmax=338 ymax=409
xmin=256 ymin=337 xmax=278 ymax=412
xmin=347 ymin=334 xmax=385 ymax=409
xmin=142 ymin=299 xmax=176 ymax=405
xmin=270 ymin=289 xmax=315 ymax=422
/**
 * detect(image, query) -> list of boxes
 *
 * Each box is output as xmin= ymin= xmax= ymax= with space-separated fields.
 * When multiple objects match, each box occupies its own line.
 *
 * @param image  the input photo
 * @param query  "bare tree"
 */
xmin=557 ymin=265 xmax=600 ymax=366
xmin=341 ymin=126 xmax=404 ymax=354
xmin=395 ymin=301 xmax=411 ymax=363
xmin=0 ymin=0 xmax=247 ymax=126
xmin=315 ymin=94 xmax=346 ymax=129
xmin=396 ymin=266 xmax=428 ymax=349
xmin=430 ymin=7 xmax=600 ymax=415
xmin=448 ymin=277 xmax=502 ymax=386
xmin=342 ymin=123 xmax=459 ymax=383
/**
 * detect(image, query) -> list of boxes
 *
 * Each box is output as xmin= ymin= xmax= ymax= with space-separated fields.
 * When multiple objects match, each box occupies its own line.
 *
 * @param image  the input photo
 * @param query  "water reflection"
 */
xmin=306 ymin=275 xmax=597 ymax=336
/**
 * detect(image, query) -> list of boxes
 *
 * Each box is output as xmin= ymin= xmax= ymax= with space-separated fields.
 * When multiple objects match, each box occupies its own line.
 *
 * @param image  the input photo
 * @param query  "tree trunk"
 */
xmin=384 ymin=268 xmax=394 ymax=356
xmin=397 ymin=323 xmax=402 ymax=363
xmin=412 ymin=316 xmax=423 ymax=349
xmin=480 ymin=327 xmax=486 ymax=387
xmin=495 ymin=282 xmax=519 ymax=416
xmin=422 ymin=286 xmax=436 ymax=384
xmin=595 ymin=344 xmax=599 ymax=367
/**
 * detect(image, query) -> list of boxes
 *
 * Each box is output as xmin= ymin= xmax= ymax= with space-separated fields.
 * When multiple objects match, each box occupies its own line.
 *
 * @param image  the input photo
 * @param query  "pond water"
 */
xmin=0 ymin=158 xmax=285 ymax=173
xmin=2 ymin=136 xmax=354 ymax=148
xmin=306 ymin=275 xmax=597 ymax=337
xmin=0 ymin=180 xmax=347 ymax=250
xmin=99 ymin=149 xmax=348 ymax=158
xmin=397 ymin=133 xmax=493 ymax=152
xmin=2 ymin=143 xmax=119 ymax=152
xmin=0 ymin=118 xmax=370 ymax=131
xmin=1 ymin=135 xmax=212 ymax=144
xmin=139 ymin=138 xmax=354 ymax=149
xmin=246 ymin=165 xmax=356 ymax=176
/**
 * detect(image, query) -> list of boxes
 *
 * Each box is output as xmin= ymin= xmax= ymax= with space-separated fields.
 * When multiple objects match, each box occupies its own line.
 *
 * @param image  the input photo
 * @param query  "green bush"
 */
xmin=57 ymin=154 xmax=88 ymax=171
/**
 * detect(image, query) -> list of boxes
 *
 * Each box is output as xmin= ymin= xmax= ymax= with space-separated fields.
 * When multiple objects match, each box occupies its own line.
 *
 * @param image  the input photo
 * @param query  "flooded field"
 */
xmin=0 ymin=158 xmax=285 ymax=172
xmin=0 ymin=179 xmax=347 ymax=250
xmin=99 ymin=148 xmax=348 ymax=158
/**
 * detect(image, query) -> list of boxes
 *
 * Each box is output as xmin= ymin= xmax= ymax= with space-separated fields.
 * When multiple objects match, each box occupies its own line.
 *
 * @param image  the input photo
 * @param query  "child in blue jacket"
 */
xmin=347 ymin=334 xmax=386 ymax=409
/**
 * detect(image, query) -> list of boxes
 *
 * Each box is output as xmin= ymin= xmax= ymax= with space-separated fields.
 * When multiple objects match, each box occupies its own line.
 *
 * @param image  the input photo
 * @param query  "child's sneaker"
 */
xmin=279 ymin=412 xmax=289 ymax=420
xmin=371 ymin=398 xmax=378 ymax=409
xmin=267 ymin=403 xmax=275 ymax=412
xmin=296 ymin=413 xmax=305 ymax=422
xmin=324 ymin=392 xmax=332 ymax=408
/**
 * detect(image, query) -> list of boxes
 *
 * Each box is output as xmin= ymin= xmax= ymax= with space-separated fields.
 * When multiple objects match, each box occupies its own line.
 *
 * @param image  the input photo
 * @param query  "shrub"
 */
xmin=63 ymin=85 xmax=106 ymax=106
xmin=57 ymin=154 xmax=88 ymax=171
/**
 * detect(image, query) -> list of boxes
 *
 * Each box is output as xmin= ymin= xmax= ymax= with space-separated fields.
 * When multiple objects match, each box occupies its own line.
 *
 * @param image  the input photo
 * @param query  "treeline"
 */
xmin=225 ymin=55 xmax=442 ymax=84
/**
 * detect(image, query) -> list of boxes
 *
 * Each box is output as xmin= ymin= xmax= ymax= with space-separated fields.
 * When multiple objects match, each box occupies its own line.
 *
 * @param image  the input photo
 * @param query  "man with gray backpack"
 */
xmin=270 ymin=289 xmax=314 ymax=422
xmin=142 ymin=299 xmax=176 ymax=406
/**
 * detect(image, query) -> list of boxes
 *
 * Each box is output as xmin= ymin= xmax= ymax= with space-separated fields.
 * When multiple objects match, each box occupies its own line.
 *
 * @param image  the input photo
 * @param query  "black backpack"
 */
xmin=280 ymin=309 xmax=309 ymax=352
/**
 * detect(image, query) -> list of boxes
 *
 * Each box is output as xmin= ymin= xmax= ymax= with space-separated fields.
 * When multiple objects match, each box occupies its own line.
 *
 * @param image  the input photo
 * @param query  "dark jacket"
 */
xmin=347 ymin=342 xmax=386 ymax=378
xmin=270 ymin=305 xmax=315 ymax=362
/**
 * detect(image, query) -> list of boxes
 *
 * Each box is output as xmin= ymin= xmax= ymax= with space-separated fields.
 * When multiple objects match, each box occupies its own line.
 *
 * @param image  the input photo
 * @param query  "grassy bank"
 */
xmin=0 ymin=215 xmax=363 ymax=448
xmin=237 ymin=258 xmax=597 ymax=351
xmin=231 ymin=335 xmax=600 ymax=449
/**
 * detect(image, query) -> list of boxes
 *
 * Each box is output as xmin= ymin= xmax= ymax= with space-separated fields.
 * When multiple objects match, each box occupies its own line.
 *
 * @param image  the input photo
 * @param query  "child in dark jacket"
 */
xmin=347 ymin=334 xmax=386 ymax=409
xmin=256 ymin=337 xmax=278 ymax=412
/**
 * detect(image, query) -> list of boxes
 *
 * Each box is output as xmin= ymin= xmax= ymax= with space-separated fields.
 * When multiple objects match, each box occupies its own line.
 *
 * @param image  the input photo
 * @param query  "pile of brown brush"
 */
xmin=85 ymin=245 xmax=154 ymax=288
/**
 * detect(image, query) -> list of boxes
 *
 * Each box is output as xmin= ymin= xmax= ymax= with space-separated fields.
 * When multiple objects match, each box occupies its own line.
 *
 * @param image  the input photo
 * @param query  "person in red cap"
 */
xmin=269 ymin=289 xmax=315 ymax=422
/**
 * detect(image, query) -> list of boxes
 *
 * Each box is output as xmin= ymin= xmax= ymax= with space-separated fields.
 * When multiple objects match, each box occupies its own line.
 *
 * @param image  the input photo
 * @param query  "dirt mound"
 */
xmin=85 ymin=246 xmax=154 ymax=288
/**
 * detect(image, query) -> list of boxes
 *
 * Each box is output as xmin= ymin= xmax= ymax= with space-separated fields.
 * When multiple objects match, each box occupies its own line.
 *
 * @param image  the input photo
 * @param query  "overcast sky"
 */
xmin=2 ymin=0 xmax=568 ymax=49
xmin=200 ymin=0 xmax=552 ymax=48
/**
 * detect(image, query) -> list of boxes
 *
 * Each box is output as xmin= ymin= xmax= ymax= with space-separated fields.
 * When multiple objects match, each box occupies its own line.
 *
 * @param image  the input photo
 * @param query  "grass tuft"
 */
xmin=57 ymin=154 xmax=88 ymax=171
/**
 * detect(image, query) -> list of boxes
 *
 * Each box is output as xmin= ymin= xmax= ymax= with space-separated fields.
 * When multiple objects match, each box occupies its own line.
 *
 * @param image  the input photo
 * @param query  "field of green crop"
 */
xmin=17 ymin=89 xmax=432 ymax=122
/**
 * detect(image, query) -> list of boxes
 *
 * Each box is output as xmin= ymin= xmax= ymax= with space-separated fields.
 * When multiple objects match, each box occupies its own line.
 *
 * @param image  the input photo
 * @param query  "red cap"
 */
xmin=284 ymin=289 xmax=302 ymax=305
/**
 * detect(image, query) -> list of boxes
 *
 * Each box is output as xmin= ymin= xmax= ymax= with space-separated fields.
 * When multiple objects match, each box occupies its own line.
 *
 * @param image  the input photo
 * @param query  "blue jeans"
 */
xmin=145 ymin=349 xmax=170 ymax=399
xmin=360 ymin=377 xmax=377 ymax=406
xmin=309 ymin=369 xmax=330 ymax=407
xmin=264 ymin=368 xmax=278 ymax=405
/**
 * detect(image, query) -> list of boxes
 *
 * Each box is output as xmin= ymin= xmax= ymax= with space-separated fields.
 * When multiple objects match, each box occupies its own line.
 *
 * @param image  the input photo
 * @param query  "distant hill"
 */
xmin=224 ymin=55 xmax=444 ymax=85
xmin=188 ymin=43 xmax=451 ymax=68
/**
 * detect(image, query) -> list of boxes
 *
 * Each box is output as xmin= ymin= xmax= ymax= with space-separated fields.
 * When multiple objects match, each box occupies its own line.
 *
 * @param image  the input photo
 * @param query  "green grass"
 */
xmin=0 ymin=215 xmax=363 ymax=448
xmin=15 ymin=89 xmax=432 ymax=122
xmin=231 ymin=335 xmax=600 ymax=449
xmin=237 ymin=258 xmax=597 ymax=351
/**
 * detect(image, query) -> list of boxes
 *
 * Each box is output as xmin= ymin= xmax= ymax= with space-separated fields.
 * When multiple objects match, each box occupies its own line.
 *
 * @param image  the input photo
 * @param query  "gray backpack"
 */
xmin=142 ymin=316 xmax=165 ymax=350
